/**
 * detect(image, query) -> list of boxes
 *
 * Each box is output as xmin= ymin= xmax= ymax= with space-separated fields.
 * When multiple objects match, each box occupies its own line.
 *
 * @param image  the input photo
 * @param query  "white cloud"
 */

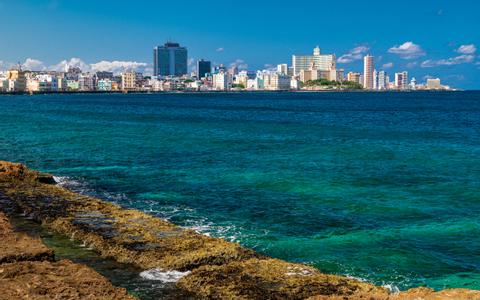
xmin=421 ymin=55 xmax=475 ymax=67
xmin=216 ymin=47 xmax=224 ymax=52
xmin=22 ymin=58 xmax=46 ymax=71
xmin=456 ymin=44 xmax=477 ymax=54
xmin=90 ymin=60 xmax=148 ymax=74
xmin=388 ymin=42 xmax=426 ymax=59
xmin=337 ymin=46 xmax=369 ymax=63
xmin=382 ymin=62 xmax=394 ymax=69
xmin=229 ymin=59 xmax=248 ymax=70
xmin=50 ymin=58 xmax=90 ymax=72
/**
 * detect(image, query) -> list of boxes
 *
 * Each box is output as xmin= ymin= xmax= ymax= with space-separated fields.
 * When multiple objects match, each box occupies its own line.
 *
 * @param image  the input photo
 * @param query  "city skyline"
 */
xmin=0 ymin=0 xmax=479 ymax=89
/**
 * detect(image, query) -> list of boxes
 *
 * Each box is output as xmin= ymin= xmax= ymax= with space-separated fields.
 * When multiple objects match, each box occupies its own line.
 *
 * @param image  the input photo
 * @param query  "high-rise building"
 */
xmin=292 ymin=46 xmax=336 ymax=75
xmin=212 ymin=70 xmax=231 ymax=90
xmin=153 ymin=42 xmax=188 ymax=77
xmin=363 ymin=55 xmax=374 ymax=89
xmin=197 ymin=59 xmax=211 ymax=79
xmin=377 ymin=71 xmax=387 ymax=90
xmin=395 ymin=71 xmax=408 ymax=90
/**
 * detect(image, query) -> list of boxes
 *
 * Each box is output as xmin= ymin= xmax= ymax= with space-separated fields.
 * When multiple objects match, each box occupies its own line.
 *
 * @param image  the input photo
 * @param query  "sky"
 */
xmin=0 ymin=0 xmax=479 ymax=89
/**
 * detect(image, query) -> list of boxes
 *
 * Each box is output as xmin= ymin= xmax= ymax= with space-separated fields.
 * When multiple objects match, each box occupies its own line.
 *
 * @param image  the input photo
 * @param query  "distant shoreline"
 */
xmin=0 ymin=89 xmax=464 ymax=96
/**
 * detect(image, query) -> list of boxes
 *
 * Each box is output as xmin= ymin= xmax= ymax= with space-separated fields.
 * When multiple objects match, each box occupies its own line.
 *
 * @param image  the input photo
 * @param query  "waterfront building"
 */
xmin=395 ymin=71 xmax=408 ymax=90
xmin=121 ymin=71 xmax=137 ymax=91
xmin=426 ymin=78 xmax=442 ymax=90
xmin=332 ymin=69 xmax=344 ymax=82
xmin=79 ymin=73 xmax=96 ymax=91
xmin=57 ymin=75 xmax=67 ymax=91
xmin=212 ymin=70 xmax=232 ymax=91
xmin=262 ymin=72 xmax=291 ymax=91
xmin=97 ymin=79 xmax=113 ymax=91
xmin=373 ymin=70 xmax=378 ymax=90
xmin=6 ymin=67 xmax=27 ymax=92
xmin=65 ymin=66 xmax=82 ymax=81
xmin=347 ymin=72 xmax=361 ymax=84
xmin=410 ymin=77 xmax=417 ymax=90
xmin=234 ymin=71 xmax=250 ymax=87
xmin=228 ymin=66 xmax=238 ymax=77
xmin=363 ymin=55 xmax=374 ymax=89
xmin=26 ymin=74 xmax=58 ymax=92
xmin=0 ymin=72 xmax=7 ymax=92
xmin=96 ymin=71 xmax=114 ymax=80
xmin=277 ymin=64 xmax=288 ymax=74
xmin=247 ymin=77 xmax=264 ymax=90
xmin=290 ymin=78 xmax=300 ymax=90
xmin=162 ymin=78 xmax=184 ymax=91
xmin=66 ymin=80 xmax=80 ymax=91
xmin=197 ymin=59 xmax=211 ymax=79
xmin=292 ymin=46 xmax=336 ymax=76
xmin=153 ymin=42 xmax=188 ymax=77
xmin=377 ymin=71 xmax=387 ymax=90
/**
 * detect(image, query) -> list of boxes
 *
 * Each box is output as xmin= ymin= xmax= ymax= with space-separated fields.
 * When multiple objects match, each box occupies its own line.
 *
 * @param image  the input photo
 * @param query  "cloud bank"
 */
xmin=337 ymin=46 xmax=370 ymax=63
xmin=388 ymin=42 xmax=426 ymax=59
xmin=0 ymin=57 xmax=150 ymax=75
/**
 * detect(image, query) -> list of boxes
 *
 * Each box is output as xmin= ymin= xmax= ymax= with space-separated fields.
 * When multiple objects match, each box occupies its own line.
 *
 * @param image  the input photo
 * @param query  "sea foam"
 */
xmin=139 ymin=269 xmax=191 ymax=283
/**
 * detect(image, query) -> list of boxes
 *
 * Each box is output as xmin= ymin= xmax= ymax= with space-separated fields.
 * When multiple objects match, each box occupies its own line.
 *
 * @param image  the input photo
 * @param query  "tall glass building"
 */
xmin=153 ymin=42 xmax=188 ymax=77
xmin=196 ymin=59 xmax=211 ymax=79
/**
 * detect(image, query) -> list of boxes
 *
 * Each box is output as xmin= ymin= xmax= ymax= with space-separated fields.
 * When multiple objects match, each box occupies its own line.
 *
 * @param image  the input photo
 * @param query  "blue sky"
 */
xmin=0 ymin=0 xmax=479 ymax=89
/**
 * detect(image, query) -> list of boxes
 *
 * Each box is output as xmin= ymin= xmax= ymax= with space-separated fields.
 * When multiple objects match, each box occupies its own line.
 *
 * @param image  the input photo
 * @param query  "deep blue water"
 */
xmin=1 ymin=92 xmax=479 ymax=291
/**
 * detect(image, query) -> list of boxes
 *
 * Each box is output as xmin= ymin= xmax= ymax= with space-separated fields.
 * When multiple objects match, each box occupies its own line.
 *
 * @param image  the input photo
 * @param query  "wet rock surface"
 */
xmin=0 ymin=260 xmax=136 ymax=300
xmin=1 ymin=161 xmax=479 ymax=299
xmin=0 ymin=210 xmax=135 ymax=299
xmin=0 ymin=211 xmax=54 ymax=264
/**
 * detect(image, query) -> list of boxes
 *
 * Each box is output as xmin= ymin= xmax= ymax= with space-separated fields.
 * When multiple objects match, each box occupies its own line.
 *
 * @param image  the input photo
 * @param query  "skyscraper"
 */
xmin=292 ymin=46 xmax=336 ymax=75
xmin=153 ymin=42 xmax=188 ymax=77
xmin=363 ymin=55 xmax=374 ymax=89
xmin=377 ymin=71 xmax=387 ymax=90
xmin=197 ymin=59 xmax=211 ymax=79
xmin=395 ymin=71 xmax=408 ymax=90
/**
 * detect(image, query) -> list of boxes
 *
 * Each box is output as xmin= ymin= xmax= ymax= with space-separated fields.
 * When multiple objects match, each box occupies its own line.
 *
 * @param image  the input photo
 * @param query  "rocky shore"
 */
xmin=0 ymin=211 xmax=135 ymax=299
xmin=0 ymin=160 xmax=479 ymax=299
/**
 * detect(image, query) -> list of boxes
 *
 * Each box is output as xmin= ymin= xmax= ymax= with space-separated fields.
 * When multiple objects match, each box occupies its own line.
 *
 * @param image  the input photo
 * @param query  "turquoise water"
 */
xmin=1 ymin=92 xmax=479 ymax=290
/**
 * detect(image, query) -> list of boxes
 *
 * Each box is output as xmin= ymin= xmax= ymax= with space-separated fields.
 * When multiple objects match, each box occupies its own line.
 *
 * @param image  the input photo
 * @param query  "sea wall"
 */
xmin=0 ymin=161 xmax=478 ymax=299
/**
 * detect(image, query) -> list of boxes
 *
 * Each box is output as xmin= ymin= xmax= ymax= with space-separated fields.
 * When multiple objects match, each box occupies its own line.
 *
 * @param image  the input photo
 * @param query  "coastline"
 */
xmin=0 ymin=160 xmax=478 ymax=299
xmin=0 ymin=89 xmax=463 ymax=96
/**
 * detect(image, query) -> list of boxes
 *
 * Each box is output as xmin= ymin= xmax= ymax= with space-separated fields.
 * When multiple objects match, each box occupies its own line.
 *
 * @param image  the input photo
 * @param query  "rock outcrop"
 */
xmin=0 ymin=211 xmax=54 ymax=264
xmin=0 ymin=209 xmax=135 ymax=299
xmin=0 ymin=260 xmax=136 ymax=300
xmin=1 ymin=160 xmax=479 ymax=299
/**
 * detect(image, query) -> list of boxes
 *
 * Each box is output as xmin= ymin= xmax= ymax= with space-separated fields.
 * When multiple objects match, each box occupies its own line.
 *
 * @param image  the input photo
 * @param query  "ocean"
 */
xmin=1 ymin=91 xmax=479 ymax=291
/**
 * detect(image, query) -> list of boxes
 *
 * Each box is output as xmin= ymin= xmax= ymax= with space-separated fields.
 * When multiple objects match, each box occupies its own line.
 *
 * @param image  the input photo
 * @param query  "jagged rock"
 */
xmin=177 ymin=258 xmax=387 ymax=299
xmin=392 ymin=287 xmax=480 ymax=300
xmin=0 ymin=260 xmax=136 ymax=300
xmin=0 ymin=212 xmax=54 ymax=264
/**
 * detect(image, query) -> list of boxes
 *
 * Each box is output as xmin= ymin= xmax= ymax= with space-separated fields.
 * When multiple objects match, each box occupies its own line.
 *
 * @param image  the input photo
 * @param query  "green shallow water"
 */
xmin=1 ymin=92 xmax=479 ymax=291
